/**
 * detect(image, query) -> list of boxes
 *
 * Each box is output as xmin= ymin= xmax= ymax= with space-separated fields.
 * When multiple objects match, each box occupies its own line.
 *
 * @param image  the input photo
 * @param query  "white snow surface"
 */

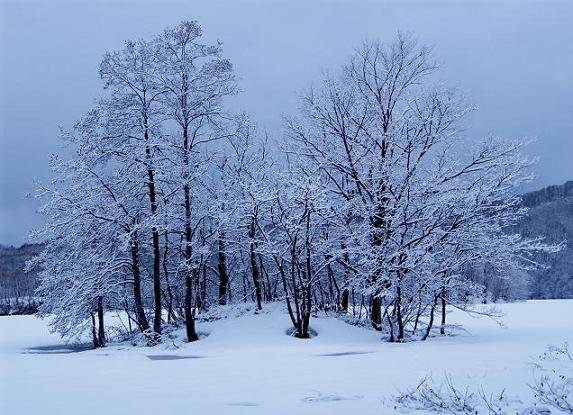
xmin=0 ymin=300 xmax=571 ymax=414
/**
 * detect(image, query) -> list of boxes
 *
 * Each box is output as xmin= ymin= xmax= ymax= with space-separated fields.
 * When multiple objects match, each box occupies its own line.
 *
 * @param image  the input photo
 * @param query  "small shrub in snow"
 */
xmin=530 ymin=343 xmax=573 ymax=414
xmin=390 ymin=374 xmax=521 ymax=414
xmin=128 ymin=325 xmax=183 ymax=349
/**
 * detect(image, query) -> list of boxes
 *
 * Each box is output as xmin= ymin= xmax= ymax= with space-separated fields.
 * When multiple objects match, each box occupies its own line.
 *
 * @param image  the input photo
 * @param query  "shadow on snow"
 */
xmin=146 ymin=354 xmax=205 ymax=361
xmin=22 ymin=344 xmax=93 ymax=354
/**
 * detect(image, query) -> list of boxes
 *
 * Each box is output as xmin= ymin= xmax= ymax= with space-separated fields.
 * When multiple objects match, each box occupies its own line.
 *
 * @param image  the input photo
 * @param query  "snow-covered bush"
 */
xmin=389 ymin=342 xmax=573 ymax=415
xmin=530 ymin=343 xmax=573 ymax=413
xmin=389 ymin=374 xmax=521 ymax=414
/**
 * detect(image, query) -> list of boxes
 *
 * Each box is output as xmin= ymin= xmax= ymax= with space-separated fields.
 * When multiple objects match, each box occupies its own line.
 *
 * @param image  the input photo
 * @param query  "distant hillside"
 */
xmin=518 ymin=181 xmax=573 ymax=299
xmin=0 ymin=243 xmax=44 ymax=314
xmin=521 ymin=181 xmax=573 ymax=208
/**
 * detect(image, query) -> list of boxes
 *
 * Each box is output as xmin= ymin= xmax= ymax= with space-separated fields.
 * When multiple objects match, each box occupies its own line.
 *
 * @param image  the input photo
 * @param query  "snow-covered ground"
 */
xmin=0 ymin=300 xmax=571 ymax=414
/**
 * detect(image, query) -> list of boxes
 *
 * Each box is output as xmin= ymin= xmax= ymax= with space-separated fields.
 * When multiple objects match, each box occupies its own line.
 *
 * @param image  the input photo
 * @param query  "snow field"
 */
xmin=0 ymin=300 xmax=571 ymax=414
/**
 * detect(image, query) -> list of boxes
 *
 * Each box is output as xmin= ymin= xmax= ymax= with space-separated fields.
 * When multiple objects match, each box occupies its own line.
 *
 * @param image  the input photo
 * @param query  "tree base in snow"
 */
xmin=286 ymin=327 xmax=318 ymax=339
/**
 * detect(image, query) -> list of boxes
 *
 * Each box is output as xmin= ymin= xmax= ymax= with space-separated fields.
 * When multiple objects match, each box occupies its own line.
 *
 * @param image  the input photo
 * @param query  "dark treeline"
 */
xmin=519 ymin=181 xmax=573 ymax=299
xmin=0 ymin=243 xmax=43 ymax=315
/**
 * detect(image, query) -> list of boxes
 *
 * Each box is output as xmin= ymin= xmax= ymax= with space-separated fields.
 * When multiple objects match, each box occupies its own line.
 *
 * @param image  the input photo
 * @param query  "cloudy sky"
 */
xmin=1 ymin=0 xmax=572 ymax=246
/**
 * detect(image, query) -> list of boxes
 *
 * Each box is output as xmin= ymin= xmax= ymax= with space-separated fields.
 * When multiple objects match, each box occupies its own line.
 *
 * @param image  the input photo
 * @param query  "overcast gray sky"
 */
xmin=1 ymin=0 xmax=572 ymax=246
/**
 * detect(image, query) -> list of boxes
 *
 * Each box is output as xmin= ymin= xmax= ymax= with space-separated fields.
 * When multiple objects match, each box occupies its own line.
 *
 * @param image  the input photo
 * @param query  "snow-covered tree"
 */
xmin=153 ymin=20 xmax=238 ymax=342
xmin=31 ymin=148 xmax=141 ymax=346
xmin=285 ymin=35 xmax=556 ymax=341
xmin=98 ymin=38 xmax=168 ymax=335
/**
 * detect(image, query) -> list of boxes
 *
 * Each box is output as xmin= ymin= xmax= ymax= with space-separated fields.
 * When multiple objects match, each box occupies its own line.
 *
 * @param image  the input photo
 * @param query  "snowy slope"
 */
xmin=0 ymin=300 xmax=571 ymax=414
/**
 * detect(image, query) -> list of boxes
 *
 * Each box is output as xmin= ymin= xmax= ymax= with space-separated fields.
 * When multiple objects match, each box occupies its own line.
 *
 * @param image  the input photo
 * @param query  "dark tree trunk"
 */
xmin=340 ymin=248 xmax=350 ymax=313
xmin=91 ymin=313 xmax=99 ymax=348
xmin=249 ymin=216 xmax=262 ymax=310
xmin=250 ymin=245 xmax=262 ymax=310
xmin=182 ymin=122 xmax=198 ymax=343
xmin=183 ymin=183 xmax=198 ymax=342
xmin=217 ymin=232 xmax=229 ymax=306
xmin=122 ymin=298 xmax=133 ymax=334
xmin=290 ymin=241 xmax=302 ymax=333
xmin=242 ymin=271 xmax=248 ymax=302
xmin=97 ymin=296 xmax=105 ymax=347
xmin=396 ymin=283 xmax=405 ymax=341
xmin=325 ymin=258 xmax=338 ymax=312
xmin=440 ymin=286 xmax=447 ymax=335
xmin=299 ymin=280 xmax=311 ymax=339
xmin=260 ymin=255 xmax=272 ymax=301
xmin=296 ymin=273 xmax=311 ymax=339
xmin=144 ymin=132 xmax=162 ymax=335
xmin=297 ymin=205 xmax=313 ymax=339
xmin=162 ymin=232 xmax=176 ymax=323
xmin=200 ymin=263 xmax=208 ymax=310
xmin=422 ymin=295 xmax=438 ymax=341
xmin=413 ymin=295 xmax=422 ymax=334
xmin=185 ymin=273 xmax=198 ymax=342
xmin=150 ymin=230 xmax=162 ymax=333
xmin=371 ymin=296 xmax=382 ymax=330
xmin=341 ymin=289 xmax=349 ymax=313
xmin=129 ymin=232 xmax=149 ymax=332
xmin=276 ymin=257 xmax=297 ymax=328
xmin=369 ymin=203 xmax=386 ymax=330
xmin=150 ymin=222 xmax=162 ymax=333
xmin=386 ymin=310 xmax=395 ymax=342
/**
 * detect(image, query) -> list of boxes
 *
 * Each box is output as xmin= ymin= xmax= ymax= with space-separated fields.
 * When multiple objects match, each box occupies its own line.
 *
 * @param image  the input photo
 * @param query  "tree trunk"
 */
xmin=217 ymin=231 xmax=229 ymax=306
xmin=183 ymin=184 xmax=198 ymax=342
xmin=340 ymin=248 xmax=350 ymax=313
xmin=422 ymin=295 xmax=438 ymax=341
xmin=250 ymin=242 xmax=262 ymax=310
xmin=144 ymin=134 xmax=162 ymax=335
xmin=298 ymin=206 xmax=313 ymax=339
xmin=396 ymin=282 xmax=405 ymax=341
xmin=134 ymin=101 xmax=163 ymax=336
xmin=341 ymin=289 xmax=349 ymax=313
xmin=370 ymin=204 xmax=386 ymax=329
xmin=97 ymin=296 xmax=105 ymax=347
xmin=182 ymin=122 xmax=198 ymax=342
xmin=290 ymin=243 xmax=302 ymax=332
xmin=276 ymin=256 xmax=297 ymax=328
xmin=413 ymin=295 xmax=422 ymax=334
xmin=129 ymin=232 xmax=149 ymax=332
xmin=91 ymin=313 xmax=99 ymax=348
xmin=200 ymin=263 xmax=208 ymax=310
xmin=162 ymin=232 xmax=176 ymax=323
xmin=371 ymin=296 xmax=382 ymax=330
xmin=185 ymin=273 xmax=198 ymax=342
xmin=150 ymin=226 xmax=162 ymax=333
xmin=248 ymin=215 xmax=263 ymax=310
xmin=260 ymin=255 xmax=272 ymax=301
xmin=325 ymin=258 xmax=338 ymax=312
xmin=440 ymin=286 xmax=447 ymax=335
xmin=299 ymin=281 xmax=311 ymax=339
xmin=386 ymin=310 xmax=395 ymax=342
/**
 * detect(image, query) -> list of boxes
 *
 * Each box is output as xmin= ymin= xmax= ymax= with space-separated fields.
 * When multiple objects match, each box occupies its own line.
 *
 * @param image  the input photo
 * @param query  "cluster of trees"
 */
xmin=30 ymin=21 xmax=555 ymax=348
